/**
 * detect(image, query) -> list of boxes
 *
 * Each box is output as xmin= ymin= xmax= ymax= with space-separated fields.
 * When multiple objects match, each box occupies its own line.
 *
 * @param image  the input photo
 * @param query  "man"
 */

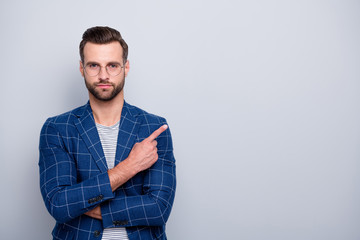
xmin=39 ymin=26 xmax=176 ymax=240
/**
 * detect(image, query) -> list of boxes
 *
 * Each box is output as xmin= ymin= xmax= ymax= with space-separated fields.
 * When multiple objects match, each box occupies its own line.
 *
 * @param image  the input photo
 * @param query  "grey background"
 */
xmin=1 ymin=0 xmax=360 ymax=239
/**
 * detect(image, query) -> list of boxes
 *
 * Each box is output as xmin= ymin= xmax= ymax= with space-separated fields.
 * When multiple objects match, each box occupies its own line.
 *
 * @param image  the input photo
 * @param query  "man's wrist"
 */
xmin=121 ymin=156 xmax=140 ymax=176
xmin=108 ymin=159 xmax=138 ymax=191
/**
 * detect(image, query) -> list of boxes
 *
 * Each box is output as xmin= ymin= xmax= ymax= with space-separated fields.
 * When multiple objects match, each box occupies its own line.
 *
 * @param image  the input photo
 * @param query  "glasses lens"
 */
xmin=106 ymin=63 xmax=122 ymax=76
xmin=85 ymin=64 xmax=100 ymax=77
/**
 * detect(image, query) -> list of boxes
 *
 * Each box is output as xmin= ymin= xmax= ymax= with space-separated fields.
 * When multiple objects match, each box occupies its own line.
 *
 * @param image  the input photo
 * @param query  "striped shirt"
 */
xmin=96 ymin=121 xmax=129 ymax=240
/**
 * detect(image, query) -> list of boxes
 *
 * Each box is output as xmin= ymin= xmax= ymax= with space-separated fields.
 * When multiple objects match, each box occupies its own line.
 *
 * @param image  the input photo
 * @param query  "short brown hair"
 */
xmin=79 ymin=26 xmax=128 ymax=63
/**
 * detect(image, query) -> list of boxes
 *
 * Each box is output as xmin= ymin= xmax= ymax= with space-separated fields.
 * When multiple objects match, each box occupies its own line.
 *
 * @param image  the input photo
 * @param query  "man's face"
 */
xmin=80 ymin=41 xmax=129 ymax=102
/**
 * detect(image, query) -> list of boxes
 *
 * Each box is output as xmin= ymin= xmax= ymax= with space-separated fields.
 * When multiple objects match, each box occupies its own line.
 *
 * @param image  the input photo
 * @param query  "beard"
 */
xmin=84 ymin=77 xmax=125 ymax=101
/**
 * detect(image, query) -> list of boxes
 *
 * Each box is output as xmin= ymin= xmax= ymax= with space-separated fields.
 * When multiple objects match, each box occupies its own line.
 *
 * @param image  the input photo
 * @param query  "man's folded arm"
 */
xmin=100 ymin=125 xmax=176 ymax=228
xmin=39 ymin=119 xmax=114 ymax=223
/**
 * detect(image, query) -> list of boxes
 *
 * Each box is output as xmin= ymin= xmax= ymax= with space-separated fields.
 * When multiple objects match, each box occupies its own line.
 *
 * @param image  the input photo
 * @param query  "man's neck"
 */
xmin=89 ymin=92 xmax=124 ymax=126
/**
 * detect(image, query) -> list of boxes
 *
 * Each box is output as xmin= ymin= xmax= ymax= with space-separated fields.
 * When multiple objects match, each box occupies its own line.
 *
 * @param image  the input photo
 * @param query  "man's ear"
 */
xmin=124 ymin=60 xmax=130 ymax=77
xmin=79 ymin=61 xmax=84 ymax=77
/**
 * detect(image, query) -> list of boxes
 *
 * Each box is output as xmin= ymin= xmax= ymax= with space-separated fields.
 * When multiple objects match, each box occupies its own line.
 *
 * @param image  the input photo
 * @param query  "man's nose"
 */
xmin=98 ymin=66 xmax=110 ymax=79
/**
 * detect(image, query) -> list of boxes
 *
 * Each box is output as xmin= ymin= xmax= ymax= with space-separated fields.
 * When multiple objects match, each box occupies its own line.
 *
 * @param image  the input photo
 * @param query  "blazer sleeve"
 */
xmin=39 ymin=118 xmax=114 ymax=223
xmin=100 ymin=121 xmax=176 ymax=228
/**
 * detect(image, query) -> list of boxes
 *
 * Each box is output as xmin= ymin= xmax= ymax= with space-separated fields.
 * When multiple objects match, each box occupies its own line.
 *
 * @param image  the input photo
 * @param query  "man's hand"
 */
xmin=126 ymin=124 xmax=168 ymax=173
xmin=108 ymin=125 xmax=168 ymax=191
xmin=84 ymin=206 xmax=102 ymax=220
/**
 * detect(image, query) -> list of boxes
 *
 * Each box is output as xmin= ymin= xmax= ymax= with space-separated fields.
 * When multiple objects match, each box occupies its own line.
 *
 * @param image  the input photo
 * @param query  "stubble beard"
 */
xmin=84 ymin=77 xmax=125 ymax=102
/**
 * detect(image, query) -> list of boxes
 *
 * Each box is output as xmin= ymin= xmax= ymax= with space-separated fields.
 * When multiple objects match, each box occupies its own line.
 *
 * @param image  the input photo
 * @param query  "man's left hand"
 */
xmin=84 ymin=206 xmax=102 ymax=220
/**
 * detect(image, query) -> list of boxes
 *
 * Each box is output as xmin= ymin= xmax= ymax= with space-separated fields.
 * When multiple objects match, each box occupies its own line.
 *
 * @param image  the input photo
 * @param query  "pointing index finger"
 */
xmin=147 ymin=124 xmax=168 ymax=141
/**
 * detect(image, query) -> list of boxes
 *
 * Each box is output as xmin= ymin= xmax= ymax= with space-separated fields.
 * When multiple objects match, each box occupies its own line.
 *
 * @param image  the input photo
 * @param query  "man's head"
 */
xmin=79 ymin=26 xmax=130 ymax=102
xmin=79 ymin=26 xmax=128 ymax=64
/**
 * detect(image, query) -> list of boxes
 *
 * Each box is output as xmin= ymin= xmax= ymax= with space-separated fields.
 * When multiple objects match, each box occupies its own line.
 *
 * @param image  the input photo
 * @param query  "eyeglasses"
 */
xmin=83 ymin=62 xmax=124 ymax=77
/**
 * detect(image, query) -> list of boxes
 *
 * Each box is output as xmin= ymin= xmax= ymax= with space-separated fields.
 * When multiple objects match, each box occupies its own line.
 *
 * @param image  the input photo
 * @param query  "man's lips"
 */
xmin=97 ymin=84 xmax=112 ymax=89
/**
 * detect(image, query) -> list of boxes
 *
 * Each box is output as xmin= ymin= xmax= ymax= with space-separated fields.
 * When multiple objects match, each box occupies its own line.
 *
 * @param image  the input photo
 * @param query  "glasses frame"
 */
xmin=83 ymin=62 xmax=124 ymax=77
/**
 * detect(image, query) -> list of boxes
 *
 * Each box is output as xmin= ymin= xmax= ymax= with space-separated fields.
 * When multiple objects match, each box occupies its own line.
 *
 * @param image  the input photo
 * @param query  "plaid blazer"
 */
xmin=39 ymin=101 xmax=176 ymax=240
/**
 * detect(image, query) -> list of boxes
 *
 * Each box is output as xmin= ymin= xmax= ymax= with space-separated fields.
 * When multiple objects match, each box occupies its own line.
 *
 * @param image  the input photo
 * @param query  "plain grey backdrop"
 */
xmin=1 ymin=0 xmax=360 ymax=239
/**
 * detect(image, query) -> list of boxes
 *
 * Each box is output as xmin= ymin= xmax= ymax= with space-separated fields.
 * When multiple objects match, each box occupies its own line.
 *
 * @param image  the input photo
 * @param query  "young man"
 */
xmin=39 ymin=26 xmax=176 ymax=240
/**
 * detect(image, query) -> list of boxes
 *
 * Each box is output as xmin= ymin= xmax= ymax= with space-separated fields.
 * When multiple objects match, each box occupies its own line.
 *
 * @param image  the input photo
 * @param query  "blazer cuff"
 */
xmin=84 ymin=172 xmax=114 ymax=208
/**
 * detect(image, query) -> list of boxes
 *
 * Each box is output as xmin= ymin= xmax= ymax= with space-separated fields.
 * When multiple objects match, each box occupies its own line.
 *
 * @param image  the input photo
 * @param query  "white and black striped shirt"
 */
xmin=96 ymin=121 xmax=129 ymax=240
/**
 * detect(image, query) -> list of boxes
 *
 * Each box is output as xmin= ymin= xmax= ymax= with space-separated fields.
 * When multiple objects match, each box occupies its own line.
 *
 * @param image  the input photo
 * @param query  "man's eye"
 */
xmin=108 ymin=64 xmax=119 ymax=69
xmin=88 ymin=64 xmax=98 ymax=68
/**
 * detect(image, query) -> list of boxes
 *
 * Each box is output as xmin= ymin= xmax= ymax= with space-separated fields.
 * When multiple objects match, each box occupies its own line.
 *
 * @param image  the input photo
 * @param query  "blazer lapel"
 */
xmin=115 ymin=101 xmax=140 ymax=166
xmin=74 ymin=102 xmax=108 ymax=173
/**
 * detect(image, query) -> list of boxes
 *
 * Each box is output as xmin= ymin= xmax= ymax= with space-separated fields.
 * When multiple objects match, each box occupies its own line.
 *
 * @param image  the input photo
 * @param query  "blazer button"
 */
xmin=94 ymin=230 xmax=101 ymax=237
xmin=120 ymin=220 xmax=128 ymax=225
xmin=96 ymin=195 xmax=103 ymax=201
xmin=114 ymin=220 xmax=128 ymax=226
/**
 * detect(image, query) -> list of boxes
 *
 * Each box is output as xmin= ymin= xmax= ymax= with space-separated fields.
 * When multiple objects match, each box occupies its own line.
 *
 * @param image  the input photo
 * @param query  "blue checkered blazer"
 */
xmin=39 ymin=101 xmax=176 ymax=240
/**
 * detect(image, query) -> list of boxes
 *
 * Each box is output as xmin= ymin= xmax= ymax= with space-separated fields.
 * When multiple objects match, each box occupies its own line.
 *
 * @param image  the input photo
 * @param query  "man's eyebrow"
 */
xmin=107 ymin=61 xmax=122 ymax=65
xmin=84 ymin=61 xmax=99 ymax=65
xmin=85 ymin=61 xmax=122 ymax=65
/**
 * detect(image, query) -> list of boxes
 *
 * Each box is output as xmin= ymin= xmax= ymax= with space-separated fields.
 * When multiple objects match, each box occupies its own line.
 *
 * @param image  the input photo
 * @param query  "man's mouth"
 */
xmin=97 ymin=84 xmax=112 ymax=89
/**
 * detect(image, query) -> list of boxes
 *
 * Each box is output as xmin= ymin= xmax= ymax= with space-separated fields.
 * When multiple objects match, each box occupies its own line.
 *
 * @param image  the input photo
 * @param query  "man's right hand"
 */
xmin=108 ymin=124 xmax=168 ymax=191
xmin=126 ymin=124 xmax=168 ymax=173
